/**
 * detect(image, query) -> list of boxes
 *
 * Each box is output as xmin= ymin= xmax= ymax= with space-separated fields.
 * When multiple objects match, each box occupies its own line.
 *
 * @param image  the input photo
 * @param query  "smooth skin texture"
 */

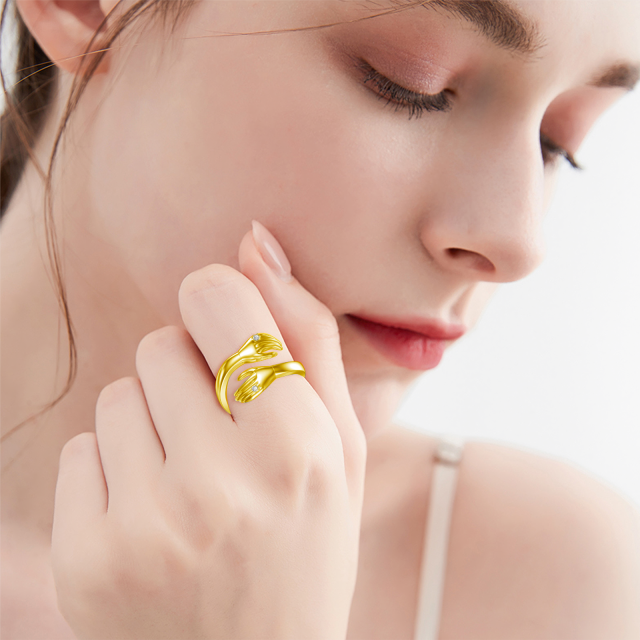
xmin=53 ymin=235 xmax=367 ymax=640
xmin=2 ymin=0 xmax=640 ymax=638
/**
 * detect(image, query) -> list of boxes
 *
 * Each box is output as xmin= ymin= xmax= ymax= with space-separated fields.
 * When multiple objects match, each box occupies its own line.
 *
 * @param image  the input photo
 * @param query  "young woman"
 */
xmin=2 ymin=0 xmax=639 ymax=638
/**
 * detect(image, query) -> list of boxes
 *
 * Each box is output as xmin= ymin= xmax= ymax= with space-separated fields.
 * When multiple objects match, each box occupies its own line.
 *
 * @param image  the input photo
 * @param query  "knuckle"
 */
xmin=136 ymin=325 xmax=191 ymax=365
xmin=97 ymin=376 xmax=142 ymax=411
xmin=179 ymin=263 xmax=246 ymax=300
xmin=109 ymin=523 xmax=193 ymax=590
xmin=59 ymin=431 xmax=98 ymax=463
xmin=302 ymin=451 xmax=338 ymax=501
xmin=178 ymin=264 xmax=260 ymax=321
xmin=164 ymin=475 xmax=235 ymax=553
xmin=267 ymin=441 xmax=338 ymax=505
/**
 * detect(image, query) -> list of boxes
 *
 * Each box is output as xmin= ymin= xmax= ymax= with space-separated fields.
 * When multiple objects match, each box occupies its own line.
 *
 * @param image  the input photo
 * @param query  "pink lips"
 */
xmin=347 ymin=314 xmax=466 ymax=370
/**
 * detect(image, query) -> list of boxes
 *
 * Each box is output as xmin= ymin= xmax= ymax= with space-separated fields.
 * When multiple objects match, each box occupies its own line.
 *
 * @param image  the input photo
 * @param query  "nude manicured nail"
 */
xmin=251 ymin=220 xmax=293 ymax=283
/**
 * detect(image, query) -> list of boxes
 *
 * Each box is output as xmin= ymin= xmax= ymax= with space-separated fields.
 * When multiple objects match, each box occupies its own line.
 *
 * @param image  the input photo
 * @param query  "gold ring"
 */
xmin=215 ymin=333 xmax=306 ymax=414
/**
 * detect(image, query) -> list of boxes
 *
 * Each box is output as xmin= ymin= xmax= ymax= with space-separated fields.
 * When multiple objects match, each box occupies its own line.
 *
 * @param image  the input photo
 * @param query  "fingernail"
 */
xmin=251 ymin=220 xmax=293 ymax=283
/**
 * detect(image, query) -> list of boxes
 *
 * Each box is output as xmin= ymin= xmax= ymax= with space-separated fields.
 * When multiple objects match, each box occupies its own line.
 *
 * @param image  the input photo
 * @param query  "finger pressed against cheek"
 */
xmin=238 ymin=229 xmax=366 ymax=495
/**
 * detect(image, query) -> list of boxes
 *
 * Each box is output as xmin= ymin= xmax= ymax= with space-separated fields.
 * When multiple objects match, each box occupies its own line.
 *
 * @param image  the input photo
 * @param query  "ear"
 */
xmin=16 ymin=0 xmax=121 ymax=75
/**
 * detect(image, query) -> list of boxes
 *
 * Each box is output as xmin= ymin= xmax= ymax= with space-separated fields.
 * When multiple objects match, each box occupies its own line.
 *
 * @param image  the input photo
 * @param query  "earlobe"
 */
xmin=16 ymin=0 xmax=120 ymax=75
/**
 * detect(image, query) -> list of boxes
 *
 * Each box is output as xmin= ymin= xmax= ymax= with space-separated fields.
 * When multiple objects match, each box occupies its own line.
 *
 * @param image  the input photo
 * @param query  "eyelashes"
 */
xmin=356 ymin=59 xmax=453 ymax=119
xmin=539 ymin=133 xmax=582 ymax=170
xmin=355 ymin=58 xmax=582 ymax=171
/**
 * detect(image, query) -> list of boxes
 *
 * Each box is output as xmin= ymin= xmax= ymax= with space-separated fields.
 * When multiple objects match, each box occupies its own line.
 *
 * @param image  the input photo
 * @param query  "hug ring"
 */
xmin=215 ymin=333 xmax=306 ymax=414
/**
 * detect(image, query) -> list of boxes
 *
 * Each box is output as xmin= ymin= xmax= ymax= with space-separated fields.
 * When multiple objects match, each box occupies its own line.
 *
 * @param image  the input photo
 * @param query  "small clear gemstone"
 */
xmin=252 ymin=385 xmax=258 ymax=392
xmin=253 ymin=334 xmax=260 ymax=341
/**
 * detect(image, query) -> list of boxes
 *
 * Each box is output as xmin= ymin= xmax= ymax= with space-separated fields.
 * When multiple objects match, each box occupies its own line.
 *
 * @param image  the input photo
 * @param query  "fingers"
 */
xmin=94 ymin=377 xmax=165 ymax=505
xmin=238 ymin=222 xmax=366 ymax=494
xmin=53 ymin=432 xmax=107 ymax=545
xmin=178 ymin=265 xmax=307 ymax=426
xmin=134 ymin=326 xmax=235 ymax=461
xmin=85 ymin=222 xmax=365 ymax=516
xmin=178 ymin=261 xmax=342 ymax=482
xmin=178 ymin=264 xmax=354 ymax=511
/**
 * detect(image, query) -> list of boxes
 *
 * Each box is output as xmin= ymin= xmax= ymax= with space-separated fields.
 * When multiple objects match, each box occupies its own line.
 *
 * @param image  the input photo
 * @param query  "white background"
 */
xmin=396 ymin=88 xmax=640 ymax=507
xmin=2 ymin=8 xmax=639 ymax=506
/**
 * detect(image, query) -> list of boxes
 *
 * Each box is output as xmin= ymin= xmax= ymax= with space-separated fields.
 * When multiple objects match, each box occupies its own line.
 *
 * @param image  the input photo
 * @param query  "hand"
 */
xmin=215 ymin=333 xmax=285 ymax=414
xmin=236 ymin=332 xmax=283 ymax=361
xmin=51 ymin=224 xmax=367 ymax=640
xmin=235 ymin=364 xmax=278 ymax=402
xmin=235 ymin=361 xmax=306 ymax=403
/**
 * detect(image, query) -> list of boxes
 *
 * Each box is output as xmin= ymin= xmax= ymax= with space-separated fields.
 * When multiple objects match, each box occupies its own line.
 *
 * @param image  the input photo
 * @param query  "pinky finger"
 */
xmin=52 ymin=432 xmax=107 ymax=547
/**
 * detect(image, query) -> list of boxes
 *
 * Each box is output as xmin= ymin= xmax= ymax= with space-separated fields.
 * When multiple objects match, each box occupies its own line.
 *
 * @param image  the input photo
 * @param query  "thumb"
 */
xmin=238 ymin=220 xmax=367 ymax=496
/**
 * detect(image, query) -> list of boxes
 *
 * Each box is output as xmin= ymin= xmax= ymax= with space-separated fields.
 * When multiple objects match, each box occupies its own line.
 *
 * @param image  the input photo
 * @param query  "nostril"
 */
xmin=446 ymin=248 xmax=496 ymax=273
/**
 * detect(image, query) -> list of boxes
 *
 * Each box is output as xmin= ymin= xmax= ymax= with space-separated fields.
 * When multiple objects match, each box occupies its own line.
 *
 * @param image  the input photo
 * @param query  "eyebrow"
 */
xmin=589 ymin=63 xmax=640 ymax=91
xmin=407 ymin=0 xmax=640 ymax=90
xmin=417 ymin=0 xmax=544 ymax=55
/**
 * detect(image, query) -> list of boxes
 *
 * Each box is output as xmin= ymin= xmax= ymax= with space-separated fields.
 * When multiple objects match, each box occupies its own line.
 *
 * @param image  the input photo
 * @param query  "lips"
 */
xmin=346 ymin=313 xmax=466 ymax=370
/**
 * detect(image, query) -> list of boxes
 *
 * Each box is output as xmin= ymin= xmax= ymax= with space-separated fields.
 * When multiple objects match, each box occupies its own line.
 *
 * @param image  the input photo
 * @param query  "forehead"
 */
xmin=521 ymin=0 xmax=640 ymax=51
xmin=389 ymin=0 xmax=640 ymax=89
xmin=519 ymin=1 xmax=640 ymax=97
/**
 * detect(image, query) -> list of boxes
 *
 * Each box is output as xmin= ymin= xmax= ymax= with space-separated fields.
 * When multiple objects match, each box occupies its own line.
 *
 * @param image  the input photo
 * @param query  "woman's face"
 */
xmin=59 ymin=0 xmax=639 ymax=420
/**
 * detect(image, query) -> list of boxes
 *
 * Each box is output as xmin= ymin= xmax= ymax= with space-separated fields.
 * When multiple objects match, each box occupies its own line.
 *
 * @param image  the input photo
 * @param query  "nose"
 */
xmin=419 ymin=118 xmax=547 ymax=283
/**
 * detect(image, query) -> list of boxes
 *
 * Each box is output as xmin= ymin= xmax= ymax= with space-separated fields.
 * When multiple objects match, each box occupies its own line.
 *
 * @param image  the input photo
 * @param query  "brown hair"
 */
xmin=0 ymin=0 xmax=197 ymax=440
xmin=0 ymin=0 xmax=419 ymax=441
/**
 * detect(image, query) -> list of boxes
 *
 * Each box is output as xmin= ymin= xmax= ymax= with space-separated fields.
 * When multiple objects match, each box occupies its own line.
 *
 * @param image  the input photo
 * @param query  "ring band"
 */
xmin=215 ymin=333 xmax=306 ymax=414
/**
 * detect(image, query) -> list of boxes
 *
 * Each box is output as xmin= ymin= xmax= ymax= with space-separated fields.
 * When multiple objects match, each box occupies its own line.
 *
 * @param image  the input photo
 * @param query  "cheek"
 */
xmin=543 ymin=169 xmax=560 ymax=211
xmin=88 ymin=30 xmax=429 ymax=323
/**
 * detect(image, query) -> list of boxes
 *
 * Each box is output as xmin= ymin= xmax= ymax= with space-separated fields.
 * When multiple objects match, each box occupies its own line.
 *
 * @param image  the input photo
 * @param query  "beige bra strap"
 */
xmin=413 ymin=437 xmax=464 ymax=640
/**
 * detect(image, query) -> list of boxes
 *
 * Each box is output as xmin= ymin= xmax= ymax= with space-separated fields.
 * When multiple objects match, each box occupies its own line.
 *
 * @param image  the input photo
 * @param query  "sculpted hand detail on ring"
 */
xmin=215 ymin=333 xmax=283 ymax=414
xmin=234 ymin=361 xmax=306 ymax=404
xmin=215 ymin=333 xmax=307 ymax=414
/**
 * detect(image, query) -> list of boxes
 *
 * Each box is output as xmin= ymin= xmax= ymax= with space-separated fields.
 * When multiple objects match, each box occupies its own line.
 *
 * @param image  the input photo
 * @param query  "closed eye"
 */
xmin=353 ymin=58 xmax=453 ymax=120
xmin=540 ymin=132 xmax=582 ymax=170
xmin=353 ymin=57 xmax=582 ymax=171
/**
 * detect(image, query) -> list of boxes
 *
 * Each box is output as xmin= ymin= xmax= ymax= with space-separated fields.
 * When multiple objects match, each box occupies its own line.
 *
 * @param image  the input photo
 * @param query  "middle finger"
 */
xmin=135 ymin=325 xmax=234 ymax=461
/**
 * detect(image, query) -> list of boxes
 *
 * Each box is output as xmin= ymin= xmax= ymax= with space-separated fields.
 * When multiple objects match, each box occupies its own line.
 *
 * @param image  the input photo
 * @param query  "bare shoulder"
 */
xmin=380 ymin=427 xmax=640 ymax=640
xmin=442 ymin=439 xmax=640 ymax=639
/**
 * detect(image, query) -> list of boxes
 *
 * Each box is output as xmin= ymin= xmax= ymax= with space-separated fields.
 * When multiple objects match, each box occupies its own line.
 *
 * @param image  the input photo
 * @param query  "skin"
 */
xmin=2 ymin=0 xmax=640 ymax=638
